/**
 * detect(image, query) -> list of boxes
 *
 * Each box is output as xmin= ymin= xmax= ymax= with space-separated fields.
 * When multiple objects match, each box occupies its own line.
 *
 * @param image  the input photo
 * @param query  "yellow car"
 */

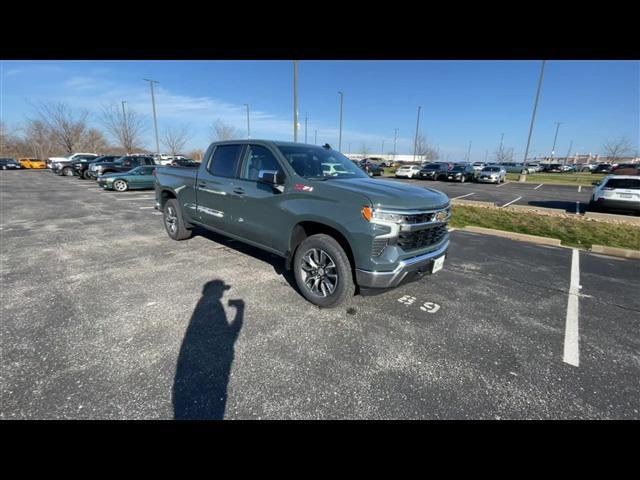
xmin=18 ymin=158 xmax=47 ymax=169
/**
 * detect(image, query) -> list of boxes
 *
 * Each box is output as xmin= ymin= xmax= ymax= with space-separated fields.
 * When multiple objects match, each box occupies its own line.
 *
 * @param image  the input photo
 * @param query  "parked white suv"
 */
xmin=394 ymin=165 xmax=421 ymax=179
xmin=589 ymin=175 xmax=640 ymax=214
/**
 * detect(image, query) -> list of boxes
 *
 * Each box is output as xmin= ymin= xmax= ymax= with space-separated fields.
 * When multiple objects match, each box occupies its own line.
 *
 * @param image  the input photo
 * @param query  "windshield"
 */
xmin=422 ymin=165 xmax=440 ymax=170
xmin=482 ymin=167 xmax=500 ymax=172
xmin=277 ymin=145 xmax=368 ymax=179
xmin=451 ymin=166 xmax=465 ymax=172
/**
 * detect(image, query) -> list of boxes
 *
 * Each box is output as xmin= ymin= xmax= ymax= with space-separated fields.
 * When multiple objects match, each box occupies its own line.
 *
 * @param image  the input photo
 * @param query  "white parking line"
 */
xmin=534 ymin=184 xmax=543 ymax=190
xmin=500 ymin=196 xmax=522 ymax=208
xmin=113 ymin=196 xmax=155 ymax=201
xmin=496 ymin=181 xmax=510 ymax=188
xmin=451 ymin=192 xmax=475 ymax=200
xmin=578 ymin=185 xmax=582 ymax=193
xmin=563 ymin=248 xmax=581 ymax=367
xmin=139 ymin=206 xmax=156 ymax=209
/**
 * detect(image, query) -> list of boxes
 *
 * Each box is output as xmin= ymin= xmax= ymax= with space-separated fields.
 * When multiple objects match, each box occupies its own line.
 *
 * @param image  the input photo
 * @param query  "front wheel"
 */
xmin=83 ymin=170 xmax=92 ymax=180
xmin=113 ymin=179 xmax=128 ymax=192
xmin=63 ymin=167 xmax=74 ymax=176
xmin=293 ymin=234 xmax=355 ymax=308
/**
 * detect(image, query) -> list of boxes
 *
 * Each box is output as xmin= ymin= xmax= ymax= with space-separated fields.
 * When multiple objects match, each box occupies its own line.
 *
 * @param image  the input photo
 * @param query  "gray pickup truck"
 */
xmin=155 ymin=140 xmax=451 ymax=307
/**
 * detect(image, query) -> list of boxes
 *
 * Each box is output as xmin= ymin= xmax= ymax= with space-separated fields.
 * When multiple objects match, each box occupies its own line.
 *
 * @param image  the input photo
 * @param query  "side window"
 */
xmin=240 ymin=145 xmax=283 ymax=180
xmin=208 ymin=145 xmax=242 ymax=178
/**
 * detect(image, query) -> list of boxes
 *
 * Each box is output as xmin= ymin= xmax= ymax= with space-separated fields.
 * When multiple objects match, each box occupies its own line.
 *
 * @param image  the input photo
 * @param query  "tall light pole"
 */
xmin=465 ymin=140 xmax=472 ymax=162
xmin=293 ymin=61 xmax=299 ymax=142
xmin=393 ymin=128 xmax=398 ymax=162
xmin=381 ymin=139 xmax=385 ymax=157
xmin=566 ymin=139 xmax=574 ymax=164
xmin=551 ymin=121 xmax=562 ymax=161
xmin=413 ymin=106 xmax=422 ymax=162
xmin=338 ymin=91 xmax=344 ymax=151
xmin=121 ymin=101 xmax=128 ymax=154
xmin=143 ymin=79 xmax=161 ymax=157
xmin=244 ymin=104 xmax=250 ymax=139
xmin=484 ymin=149 xmax=488 ymax=162
xmin=314 ymin=130 xmax=317 ymax=145
xmin=305 ymin=113 xmax=308 ymax=143
xmin=499 ymin=132 xmax=504 ymax=159
xmin=520 ymin=60 xmax=546 ymax=180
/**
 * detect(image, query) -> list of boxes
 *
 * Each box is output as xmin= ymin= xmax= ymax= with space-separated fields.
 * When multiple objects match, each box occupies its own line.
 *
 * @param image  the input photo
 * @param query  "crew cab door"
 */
xmin=195 ymin=144 xmax=243 ymax=231
xmin=227 ymin=144 xmax=287 ymax=250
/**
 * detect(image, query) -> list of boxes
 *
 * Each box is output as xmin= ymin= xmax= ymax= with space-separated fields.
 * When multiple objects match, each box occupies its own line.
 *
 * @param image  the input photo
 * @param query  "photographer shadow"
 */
xmin=172 ymin=280 xmax=244 ymax=420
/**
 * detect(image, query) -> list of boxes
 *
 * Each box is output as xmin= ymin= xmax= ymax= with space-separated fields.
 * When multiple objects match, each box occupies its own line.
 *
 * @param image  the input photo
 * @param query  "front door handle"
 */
xmin=233 ymin=187 xmax=245 ymax=195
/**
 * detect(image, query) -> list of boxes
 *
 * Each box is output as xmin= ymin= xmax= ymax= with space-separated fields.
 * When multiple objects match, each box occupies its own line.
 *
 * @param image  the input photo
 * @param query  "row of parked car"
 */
xmin=394 ymin=162 xmax=509 ymax=183
xmin=44 ymin=153 xmax=199 ymax=191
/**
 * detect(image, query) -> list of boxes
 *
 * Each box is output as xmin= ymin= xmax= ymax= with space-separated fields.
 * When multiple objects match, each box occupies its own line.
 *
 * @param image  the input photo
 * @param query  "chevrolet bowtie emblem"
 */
xmin=435 ymin=210 xmax=448 ymax=222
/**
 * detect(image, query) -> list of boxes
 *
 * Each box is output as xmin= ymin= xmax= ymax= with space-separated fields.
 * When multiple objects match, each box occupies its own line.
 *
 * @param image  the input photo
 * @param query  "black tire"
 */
xmin=163 ymin=198 xmax=192 ymax=241
xmin=82 ymin=170 xmax=92 ymax=180
xmin=293 ymin=234 xmax=355 ymax=308
xmin=62 ymin=167 xmax=74 ymax=176
xmin=460 ymin=176 xmax=465 ymax=183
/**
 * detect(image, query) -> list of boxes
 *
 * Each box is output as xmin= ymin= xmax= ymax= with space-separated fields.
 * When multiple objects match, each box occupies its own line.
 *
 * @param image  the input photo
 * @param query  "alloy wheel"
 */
xmin=165 ymin=206 xmax=178 ymax=235
xmin=113 ymin=180 xmax=127 ymax=191
xmin=300 ymin=248 xmax=338 ymax=297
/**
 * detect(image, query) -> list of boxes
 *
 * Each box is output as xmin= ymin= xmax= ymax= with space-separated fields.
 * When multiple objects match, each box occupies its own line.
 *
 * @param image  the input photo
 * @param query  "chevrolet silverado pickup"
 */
xmin=155 ymin=140 xmax=451 ymax=307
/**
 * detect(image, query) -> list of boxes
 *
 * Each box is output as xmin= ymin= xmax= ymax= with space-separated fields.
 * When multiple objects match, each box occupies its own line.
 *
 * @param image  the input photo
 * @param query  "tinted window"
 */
xmin=240 ymin=145 xmax=283 ymax=181
xmin=277 ymin=145 xmax=367 ymax=179
xmin=208 ymin=145 xmax=242 ymax=178
xmin=604 ymin=179 xmax=640 ymax=190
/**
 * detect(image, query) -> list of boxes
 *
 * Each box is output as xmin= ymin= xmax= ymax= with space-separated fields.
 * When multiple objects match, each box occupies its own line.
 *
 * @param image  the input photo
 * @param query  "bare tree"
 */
xmin=99 ymin=103 xmax=146 ymax=154
xmin=162 ymin=124 xmax=191 ymax=156
xmin=32 ymin=101 xmax=89 ymax=155
xmin=603 ymin=137 xmax=634 ymax=163
xmin=23 ymin=119 xmax=57 ymax=159
xmin=494 ymin=145 xmax=514 ymax=163
xmin=79 ymin=128 xmax=109 ymax=154
xmin=212 ymin=119 xmax=239 ymax=141
xmin=415 ymin=133 xmax=440 ymax=161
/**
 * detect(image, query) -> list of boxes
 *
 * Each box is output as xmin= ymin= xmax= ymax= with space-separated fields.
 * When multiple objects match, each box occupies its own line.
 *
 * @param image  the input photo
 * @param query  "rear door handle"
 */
xmin=233 ymin=187 xmax=245 ymax=195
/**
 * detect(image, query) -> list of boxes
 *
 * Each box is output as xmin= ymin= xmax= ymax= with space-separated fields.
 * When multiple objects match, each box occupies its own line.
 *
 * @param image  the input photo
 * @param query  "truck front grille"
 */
xmin=397 ymin=224 xmax=448 ymax=251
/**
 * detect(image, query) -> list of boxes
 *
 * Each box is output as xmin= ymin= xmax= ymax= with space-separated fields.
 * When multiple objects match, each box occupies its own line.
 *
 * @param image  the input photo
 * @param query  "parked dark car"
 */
xmin=0 ymin=158 xmax=22 ymax=170
xmin=73 ymin=155 xmax=121 ymax=179
xmin=611 ymin=164 xmax=640 ymax=176
xmin=360 ymin=161 xmax=383 ymax=176
xmin=444 ymin=164 xmax=476 ymax=182
xmin=592 ymin=163 xmax=613 ymax=174
xmin=418 ymin=163 xmax=448 ymax=180
xmin=89 ymin=155 xmax=156 ymax=178
xmin=544 ymin=164 xmax=564 ymax=173
xmin=169 ymin=158 xmax=200 ymax=168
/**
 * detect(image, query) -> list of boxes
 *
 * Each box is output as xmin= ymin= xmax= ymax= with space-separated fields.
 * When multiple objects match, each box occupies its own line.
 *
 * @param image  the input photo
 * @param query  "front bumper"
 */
xmin=593 ymin=197 xmax=640 ymax=212
xmin=355 ymin=239 xmax=449 ymax=289
xmin=477 ymin=177 xmax=498 ymax=183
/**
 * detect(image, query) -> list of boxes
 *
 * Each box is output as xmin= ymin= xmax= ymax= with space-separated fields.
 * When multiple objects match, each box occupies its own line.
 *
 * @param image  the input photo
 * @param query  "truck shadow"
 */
xmin=172 ymin=279 xmax=244 ymax=420
xmin=191 ymin=226 xmax=299 ymax=292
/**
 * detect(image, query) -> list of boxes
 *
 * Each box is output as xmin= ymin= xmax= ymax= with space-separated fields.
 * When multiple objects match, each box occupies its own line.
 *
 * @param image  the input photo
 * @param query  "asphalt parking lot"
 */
xmin=1 ymin=170 xmax=639 ymax=419
xmin=389 ymin=176 xmax=593 ymax=213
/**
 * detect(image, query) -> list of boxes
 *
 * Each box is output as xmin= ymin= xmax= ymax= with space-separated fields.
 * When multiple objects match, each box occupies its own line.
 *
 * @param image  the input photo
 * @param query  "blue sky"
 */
xmin=1 ymin=60 xmax=638 ymax=160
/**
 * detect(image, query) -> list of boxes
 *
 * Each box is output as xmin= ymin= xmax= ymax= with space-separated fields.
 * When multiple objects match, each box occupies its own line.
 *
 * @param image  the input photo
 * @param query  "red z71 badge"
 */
xmin=294 ymin=183 xmax=314 ymax=192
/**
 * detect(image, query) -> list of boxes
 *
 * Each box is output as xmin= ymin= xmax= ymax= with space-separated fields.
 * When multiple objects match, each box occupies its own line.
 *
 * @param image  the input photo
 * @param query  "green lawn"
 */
xmin=450 ymin=205 xmax=640 ymax=250
xmin=505 ymin=172 xmax=606 ymax=186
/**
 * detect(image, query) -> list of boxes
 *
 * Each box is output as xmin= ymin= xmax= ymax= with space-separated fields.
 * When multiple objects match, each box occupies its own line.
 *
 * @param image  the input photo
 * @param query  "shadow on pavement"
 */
xmin=172 ymin=279 xmax=244 ymax=420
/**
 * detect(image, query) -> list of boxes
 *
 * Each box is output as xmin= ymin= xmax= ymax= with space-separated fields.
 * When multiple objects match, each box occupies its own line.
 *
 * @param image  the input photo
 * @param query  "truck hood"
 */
xmin=321 ymin=177 xmax=449 ymax=210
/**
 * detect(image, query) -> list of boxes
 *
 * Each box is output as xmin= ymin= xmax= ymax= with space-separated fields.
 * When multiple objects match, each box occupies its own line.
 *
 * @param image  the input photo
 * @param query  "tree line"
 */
xmin=0 ymin=100 xmax=245 ymax=162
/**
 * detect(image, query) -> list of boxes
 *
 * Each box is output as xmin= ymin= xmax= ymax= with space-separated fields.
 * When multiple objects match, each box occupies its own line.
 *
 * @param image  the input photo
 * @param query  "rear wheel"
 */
xmin=163 ymin=199 xmax=192 ymax=240
xmin=63 ymin=167 xmax=74 ymax=176
xmin=83 ymin=170 xmax=92 ymax=180
xmin=113 ymin=179 xmax=128 ymax=192
xmin=293 ymin=234 xmax=355 ymax=308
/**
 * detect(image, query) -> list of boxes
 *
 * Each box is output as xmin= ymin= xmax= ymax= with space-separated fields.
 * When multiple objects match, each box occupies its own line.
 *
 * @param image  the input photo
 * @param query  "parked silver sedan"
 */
xmin=476 ymin=166 xmax=507 ymax=183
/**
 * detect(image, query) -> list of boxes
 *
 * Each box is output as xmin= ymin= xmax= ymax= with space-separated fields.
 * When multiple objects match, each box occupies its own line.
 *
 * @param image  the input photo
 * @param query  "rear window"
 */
xmin=604 ymin=179 xmax=640 ymax=190
xmin=208 ymin=145 xmax=242 ymax=178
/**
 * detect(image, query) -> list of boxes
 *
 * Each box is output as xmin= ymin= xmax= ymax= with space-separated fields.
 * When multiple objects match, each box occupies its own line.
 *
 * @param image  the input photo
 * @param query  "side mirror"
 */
xmin=258 ymin=170 xmax=283 ymax=185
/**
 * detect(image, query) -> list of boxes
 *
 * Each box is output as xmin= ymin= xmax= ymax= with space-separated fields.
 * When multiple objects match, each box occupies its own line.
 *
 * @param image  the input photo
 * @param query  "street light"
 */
xmin=244 ymin=104 xmax=251 ymax=139
xmin=143 ymin=78 xmax=161 ymax=157
xmin=121 ymin=101 xmax=128 ymax=154
xmin=314 ymin=129 xmax=317 ymax=145
xmin=305 ymin=113 xmax=308 ymax=144
xmin=413 ymin=106 xmax=422 ymax=162
xmin=393 ymin=128 xmax=398 ymax=162
xmin=520 ymin=60 xmax=547 ymax=181
xmin=381 ymin=139 xmax=385 ymax=157
xmin=551 ymin=121 xmax=562 ymax=161
xmin=338 ymin=91 xmax=344 ymax=151
xmin=465 ymin=140 xmax=472 ymax=162
xmin=293 ymin=61 xmax=299 ymax=142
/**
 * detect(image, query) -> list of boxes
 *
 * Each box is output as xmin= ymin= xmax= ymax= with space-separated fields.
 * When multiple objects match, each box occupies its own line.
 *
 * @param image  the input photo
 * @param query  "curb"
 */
xmin=584 ymin=211 xmax=640 ymax=226
xmin=461 ymin=226 xmax=562 ymax=246
xmin=505 ymin=204 xmax=568 ymax=215
xmin=590 ymin=245 xmax=640 ymax=259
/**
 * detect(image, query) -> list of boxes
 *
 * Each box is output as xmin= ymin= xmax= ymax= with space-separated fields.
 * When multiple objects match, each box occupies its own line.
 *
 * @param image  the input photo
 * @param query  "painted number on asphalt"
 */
xmin=420 ymin=302 xmax=440 ymax=314
xmin=397 ymin=295 xmax=417 ymax=306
